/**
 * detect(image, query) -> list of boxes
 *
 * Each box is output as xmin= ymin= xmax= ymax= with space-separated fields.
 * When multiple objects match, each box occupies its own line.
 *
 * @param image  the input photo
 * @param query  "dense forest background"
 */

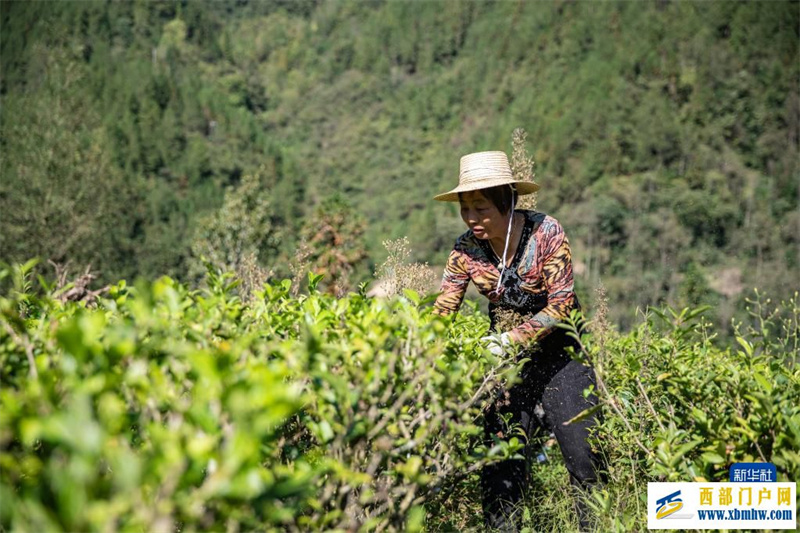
xmin=1 ymin=0 xmax=798 ymax=337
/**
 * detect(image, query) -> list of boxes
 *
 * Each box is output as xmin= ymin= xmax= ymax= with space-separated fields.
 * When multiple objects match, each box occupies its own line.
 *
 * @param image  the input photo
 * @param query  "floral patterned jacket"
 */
xmin=433 ymin=209 xmax=581 ymax=345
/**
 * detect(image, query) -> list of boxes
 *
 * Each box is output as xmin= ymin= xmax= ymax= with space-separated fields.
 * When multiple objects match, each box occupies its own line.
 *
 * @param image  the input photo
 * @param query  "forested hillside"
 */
xmin=2 ymin=0 xmax=798 ymax=336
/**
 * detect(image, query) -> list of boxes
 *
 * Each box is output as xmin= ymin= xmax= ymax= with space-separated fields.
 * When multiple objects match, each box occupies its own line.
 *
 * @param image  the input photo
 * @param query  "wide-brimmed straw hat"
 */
xmin=433 ymin=150 xmax=540 ymax=202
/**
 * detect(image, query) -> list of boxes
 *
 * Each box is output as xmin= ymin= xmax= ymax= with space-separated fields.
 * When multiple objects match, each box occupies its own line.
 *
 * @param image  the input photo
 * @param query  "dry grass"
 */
xmin=591 ymin=282 xmax=612 ymax=350
xmin=288 ymin=239 xmax=313 ymax=297
xmin=235 ymin=251 xmax=273 ymax=303
xmin=373 ymin=237 xmax=437 ymax=298
xmin=511 ymin=127 xmax=537 ymax=211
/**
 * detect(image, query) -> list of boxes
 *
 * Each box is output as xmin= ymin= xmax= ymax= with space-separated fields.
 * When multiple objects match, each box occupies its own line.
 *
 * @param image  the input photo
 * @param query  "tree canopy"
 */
xmin=1 ymin=0 xmax=798 ymax=336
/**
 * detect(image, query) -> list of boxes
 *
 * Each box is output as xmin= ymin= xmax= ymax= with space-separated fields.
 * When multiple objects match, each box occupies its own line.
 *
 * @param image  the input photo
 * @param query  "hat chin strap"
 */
xmin=496 ymin=188 xmax=517 ymax=292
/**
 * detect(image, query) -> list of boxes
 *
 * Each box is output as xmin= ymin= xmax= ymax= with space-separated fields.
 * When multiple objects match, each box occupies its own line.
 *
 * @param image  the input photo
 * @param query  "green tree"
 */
xmin=0 ymin=47 xmax=138 ymax=282
xmin=189 ymin=165 xmax=282 ymax=282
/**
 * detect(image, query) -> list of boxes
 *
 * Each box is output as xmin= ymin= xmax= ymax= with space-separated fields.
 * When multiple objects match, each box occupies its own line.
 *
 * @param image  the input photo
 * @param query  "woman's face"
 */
xmin=459 ymin=190 xmax=507 ymax=240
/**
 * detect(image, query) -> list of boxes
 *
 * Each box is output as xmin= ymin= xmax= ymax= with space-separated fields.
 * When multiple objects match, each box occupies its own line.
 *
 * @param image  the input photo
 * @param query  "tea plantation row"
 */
xmin=1 ymin=266 xmax=798 ymax=531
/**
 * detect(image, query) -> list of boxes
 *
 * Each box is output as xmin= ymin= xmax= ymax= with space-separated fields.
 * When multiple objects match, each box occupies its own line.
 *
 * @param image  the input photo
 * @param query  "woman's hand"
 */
xmin=481 ymin=332 xmax=514 ymax=356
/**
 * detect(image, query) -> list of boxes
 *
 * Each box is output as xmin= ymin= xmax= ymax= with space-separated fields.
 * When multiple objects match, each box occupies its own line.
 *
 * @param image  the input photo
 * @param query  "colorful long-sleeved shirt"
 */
xmin=433 ymin=209 xmax=581 ymax=345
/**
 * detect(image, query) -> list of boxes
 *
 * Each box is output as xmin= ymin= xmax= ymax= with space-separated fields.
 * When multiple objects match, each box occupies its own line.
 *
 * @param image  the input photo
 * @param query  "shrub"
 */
xmin=0 ymin=266 xmax=524 ymax=532
xmin=557 ymin=292 xmax=800 ymax=531
xmin=2 ymin=262 xmax=797 ymax=532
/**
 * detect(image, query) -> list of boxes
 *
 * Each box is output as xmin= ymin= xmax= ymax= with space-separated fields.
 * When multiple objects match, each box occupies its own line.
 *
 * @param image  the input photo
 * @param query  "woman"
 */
xmin=433 ymin=151 xmax=601 ymax=531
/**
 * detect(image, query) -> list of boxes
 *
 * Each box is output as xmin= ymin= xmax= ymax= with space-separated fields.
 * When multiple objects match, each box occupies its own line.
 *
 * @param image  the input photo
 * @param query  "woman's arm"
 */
xmin=433 ymin=248 xmax=470 ymax=316
xmin=508 ymin=220 xmax=578 ymax=344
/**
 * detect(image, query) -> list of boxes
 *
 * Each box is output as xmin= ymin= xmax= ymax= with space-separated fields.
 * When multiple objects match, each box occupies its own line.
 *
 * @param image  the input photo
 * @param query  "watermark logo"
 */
xmin=655 ymin=490 xmax=682 ymax=519
xmin=730 ymin=462 xmax=777 ymax=483
xmin=648 ymin=481 xmax=796 ymax=530
xmin=655 ymin=489 xmax=692 ymax=520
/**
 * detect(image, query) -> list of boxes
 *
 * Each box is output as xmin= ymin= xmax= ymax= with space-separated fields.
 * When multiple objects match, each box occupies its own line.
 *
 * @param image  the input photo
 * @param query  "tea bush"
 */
xmin=1 ymin=263 xmax=798 ymax=532
xmin=557 ymin=296 xmax=800 ymax=532
xmin=0 ymin=266 xmax=523 ymax=532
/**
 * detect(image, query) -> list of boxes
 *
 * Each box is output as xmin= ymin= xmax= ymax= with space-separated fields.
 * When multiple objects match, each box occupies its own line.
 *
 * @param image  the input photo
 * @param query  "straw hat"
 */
xmin=433 ymin=151 xmax=539 ymax=202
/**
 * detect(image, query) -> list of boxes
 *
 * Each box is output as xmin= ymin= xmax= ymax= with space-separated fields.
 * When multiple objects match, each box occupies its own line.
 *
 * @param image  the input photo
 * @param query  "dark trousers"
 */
xmin=481 ymin=332 xmax=602 ymax=531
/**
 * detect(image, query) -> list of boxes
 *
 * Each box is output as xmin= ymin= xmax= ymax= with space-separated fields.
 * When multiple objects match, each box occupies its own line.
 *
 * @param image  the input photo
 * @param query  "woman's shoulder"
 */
xmin=519 ymin=209 xmax=563 ymax=235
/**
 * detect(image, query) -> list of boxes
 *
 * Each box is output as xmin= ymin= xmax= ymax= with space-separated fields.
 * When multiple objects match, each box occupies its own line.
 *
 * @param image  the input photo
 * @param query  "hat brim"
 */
xmin=433 ymin=179 xmax=540 ymax=202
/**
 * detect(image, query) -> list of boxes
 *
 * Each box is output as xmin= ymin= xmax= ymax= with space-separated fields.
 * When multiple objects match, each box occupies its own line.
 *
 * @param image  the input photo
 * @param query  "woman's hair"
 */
xmin=459 ymin=185 xmax=515 ymax=215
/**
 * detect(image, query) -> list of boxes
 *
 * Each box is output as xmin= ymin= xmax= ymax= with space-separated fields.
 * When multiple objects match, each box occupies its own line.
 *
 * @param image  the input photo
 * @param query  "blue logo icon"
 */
xmin=656 ymin=490 xmax=684 ymax=519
